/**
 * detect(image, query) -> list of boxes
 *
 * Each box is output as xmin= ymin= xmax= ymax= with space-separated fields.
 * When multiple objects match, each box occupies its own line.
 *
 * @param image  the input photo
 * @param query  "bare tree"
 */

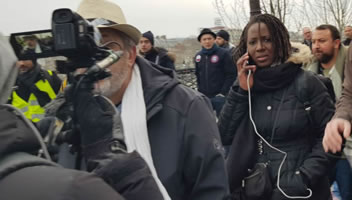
xmin=300 ymin=0 xmax=352 ymax=32
xmin=213 ymin=0 xmax=250 ymax=29
xmin=214 ymin=0 xmax=295 ymax=26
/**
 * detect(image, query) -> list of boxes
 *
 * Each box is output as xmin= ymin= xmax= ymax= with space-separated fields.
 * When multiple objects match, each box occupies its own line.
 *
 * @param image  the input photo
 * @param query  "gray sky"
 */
xmin=0 ymin=0 xmax=219 ymax=38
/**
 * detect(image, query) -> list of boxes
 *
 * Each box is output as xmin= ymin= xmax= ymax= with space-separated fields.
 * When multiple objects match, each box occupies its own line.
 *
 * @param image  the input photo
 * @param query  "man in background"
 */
xmin=8 ymin=58 xmax=61 ymax=123
xmin=302 ymin=27 xmax=313 ymax=50
xmin=139 ymin=31 xmax=175 ymax=70
xmin=216 ymin=30 xmax=235 ymax=52
xmin=195 ymin=28 xmax=236 ymax=116
xmin=307 ymin=24 xmax=351 ymax=200
xmin=343 ymin=26 xmax=352 ymax=46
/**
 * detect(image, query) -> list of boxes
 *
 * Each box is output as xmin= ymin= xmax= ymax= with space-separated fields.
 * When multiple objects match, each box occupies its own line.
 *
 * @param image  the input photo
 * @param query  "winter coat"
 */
xmin=142 ymin=47 xmax=176 ymax=70
xmin=195 ymin=46 xmax=237 ymax=98
xmin=137 ymin=56 xmax=229 ymax=200
xmin=218 ymin=43 xmax=335 ymax=200
xmin=335 ymin=43 xmax=352 ymax=121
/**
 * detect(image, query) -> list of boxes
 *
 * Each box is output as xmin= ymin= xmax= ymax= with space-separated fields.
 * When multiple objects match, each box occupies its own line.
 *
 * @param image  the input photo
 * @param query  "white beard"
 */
xmin=94 ymin=66 xmax=129 ymax=98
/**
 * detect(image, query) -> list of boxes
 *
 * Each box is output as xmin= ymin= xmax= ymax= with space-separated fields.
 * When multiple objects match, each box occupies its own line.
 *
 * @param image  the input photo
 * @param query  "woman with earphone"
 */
xmin=218 ymin=14 xmax=335 ymax=200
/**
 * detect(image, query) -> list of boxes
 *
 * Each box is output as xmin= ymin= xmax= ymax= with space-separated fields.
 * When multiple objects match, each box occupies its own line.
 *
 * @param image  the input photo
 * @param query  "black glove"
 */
xmin=72 ymin=84 xmax=126 ymax=151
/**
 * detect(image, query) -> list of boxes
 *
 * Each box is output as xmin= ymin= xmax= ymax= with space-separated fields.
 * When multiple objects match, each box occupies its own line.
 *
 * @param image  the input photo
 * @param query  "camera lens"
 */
xmin=53 ymin=9 xmax=73 ymax=23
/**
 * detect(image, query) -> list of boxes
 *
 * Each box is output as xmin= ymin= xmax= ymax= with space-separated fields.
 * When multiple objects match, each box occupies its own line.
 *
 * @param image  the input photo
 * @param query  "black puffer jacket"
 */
xmin=218 ymin=47 xmax=334 ymax=200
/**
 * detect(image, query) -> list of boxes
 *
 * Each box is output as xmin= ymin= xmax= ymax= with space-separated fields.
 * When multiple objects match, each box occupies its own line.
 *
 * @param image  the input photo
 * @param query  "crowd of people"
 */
xmin=1 ymin=0 xmax=352 ymax=200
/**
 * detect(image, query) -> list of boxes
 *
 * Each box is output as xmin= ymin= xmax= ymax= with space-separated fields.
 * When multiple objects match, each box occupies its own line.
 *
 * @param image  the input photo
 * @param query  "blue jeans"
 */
xmin=210 ymin=96 xmax=226 ymax=117
xmin=334 ymin=159 xmax=352 ymax=200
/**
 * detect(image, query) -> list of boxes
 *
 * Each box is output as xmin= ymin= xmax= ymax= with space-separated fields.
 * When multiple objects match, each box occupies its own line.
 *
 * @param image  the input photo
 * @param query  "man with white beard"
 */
xmin=55 ymin=0 xmax=229 ymax=199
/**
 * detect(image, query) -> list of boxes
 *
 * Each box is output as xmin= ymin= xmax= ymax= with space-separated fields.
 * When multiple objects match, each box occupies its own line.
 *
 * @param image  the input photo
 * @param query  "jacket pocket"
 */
xmin=271 ymin=170 xmax=310 ymax=200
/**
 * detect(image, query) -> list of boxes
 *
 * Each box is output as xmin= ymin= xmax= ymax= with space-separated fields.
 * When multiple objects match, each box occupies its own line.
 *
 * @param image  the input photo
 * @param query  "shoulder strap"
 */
xmin=41 ymin=69 xmax=54 ymax=88
xmin=0 ymin=152 xmax=59 ymax=179
xmin=294 ymin=71 xmax=315 ymax=127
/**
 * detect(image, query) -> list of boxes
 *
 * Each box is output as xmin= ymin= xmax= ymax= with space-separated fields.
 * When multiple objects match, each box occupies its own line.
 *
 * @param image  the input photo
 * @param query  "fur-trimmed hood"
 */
xmin=286 ymin=42 xmax=313 ymax=65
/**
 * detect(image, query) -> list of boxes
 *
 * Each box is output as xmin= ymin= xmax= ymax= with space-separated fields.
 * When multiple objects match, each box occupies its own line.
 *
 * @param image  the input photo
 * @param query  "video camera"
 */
xmin=10 ymin=8 xmax=123 ymax=155
xmin=10 ymin=8 xmax=121 ymax=74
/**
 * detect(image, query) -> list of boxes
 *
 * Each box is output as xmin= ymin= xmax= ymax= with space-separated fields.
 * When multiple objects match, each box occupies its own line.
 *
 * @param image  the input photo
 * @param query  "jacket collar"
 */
xmin=135 ymin=56 xmax=179 ymax=120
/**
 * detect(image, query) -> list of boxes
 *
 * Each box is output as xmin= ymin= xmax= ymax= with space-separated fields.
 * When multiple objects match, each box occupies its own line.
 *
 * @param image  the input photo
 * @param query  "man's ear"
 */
xmin=334 ymin=39 xmax=341 ymax=49
xmin=127 ymin=46 xmax=137 ymax=66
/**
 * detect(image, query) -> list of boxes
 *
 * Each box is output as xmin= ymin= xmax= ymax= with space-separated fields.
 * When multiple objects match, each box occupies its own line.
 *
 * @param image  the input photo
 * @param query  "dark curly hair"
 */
xmin=233 ymin=14 xmax=291 ymax=65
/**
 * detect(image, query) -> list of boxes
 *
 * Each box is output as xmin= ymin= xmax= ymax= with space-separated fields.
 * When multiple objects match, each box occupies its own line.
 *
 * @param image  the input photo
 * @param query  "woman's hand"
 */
xmin=237 ymin=53 xmax=256 ymax=91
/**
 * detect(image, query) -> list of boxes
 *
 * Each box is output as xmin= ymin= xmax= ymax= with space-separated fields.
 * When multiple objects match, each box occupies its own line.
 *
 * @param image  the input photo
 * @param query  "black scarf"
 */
xmin=252 ymin=62 xmax=301 ymax=92
xmin=16 ymin=64 xmax=51 ymax=106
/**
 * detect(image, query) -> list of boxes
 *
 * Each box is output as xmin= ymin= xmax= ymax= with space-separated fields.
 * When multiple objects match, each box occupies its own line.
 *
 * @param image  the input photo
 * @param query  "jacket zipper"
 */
xmin=205 ymin=55 xmax=209 ymax=93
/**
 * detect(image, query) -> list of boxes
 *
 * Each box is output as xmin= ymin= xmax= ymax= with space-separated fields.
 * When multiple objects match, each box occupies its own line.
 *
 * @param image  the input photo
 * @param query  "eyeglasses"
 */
xmin=102 ymin=41 xmax=123 ymax=51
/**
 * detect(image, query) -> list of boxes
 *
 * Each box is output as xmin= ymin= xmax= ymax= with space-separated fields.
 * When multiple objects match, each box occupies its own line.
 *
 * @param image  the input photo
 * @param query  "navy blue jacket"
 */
xmin=194 ymin=46 xmax=236 ymax=98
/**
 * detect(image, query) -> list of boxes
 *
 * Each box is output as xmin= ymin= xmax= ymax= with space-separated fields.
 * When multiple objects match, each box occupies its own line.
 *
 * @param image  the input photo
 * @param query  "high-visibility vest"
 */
xmin=11 ymin=70 xmax=57 ymax=123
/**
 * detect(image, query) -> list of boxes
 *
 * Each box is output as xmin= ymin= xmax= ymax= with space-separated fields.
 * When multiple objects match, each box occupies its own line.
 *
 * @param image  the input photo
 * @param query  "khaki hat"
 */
xmin=77 ymin=0 xmax=141 ymax=45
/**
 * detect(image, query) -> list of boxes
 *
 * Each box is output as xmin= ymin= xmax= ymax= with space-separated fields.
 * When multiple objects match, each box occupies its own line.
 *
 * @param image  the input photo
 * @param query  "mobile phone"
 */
xmin=247 ymin=55 xmax=255 ymax=66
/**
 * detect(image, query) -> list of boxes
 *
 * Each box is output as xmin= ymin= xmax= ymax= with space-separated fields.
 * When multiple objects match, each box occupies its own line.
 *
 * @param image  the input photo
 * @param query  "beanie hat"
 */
xmin=217 ymin=30 xmax=230 ymax=41
xmin=197 ymin=28 xmax=216 ymax=42
xmin=142 ymin=31 xmax=154 ymax=46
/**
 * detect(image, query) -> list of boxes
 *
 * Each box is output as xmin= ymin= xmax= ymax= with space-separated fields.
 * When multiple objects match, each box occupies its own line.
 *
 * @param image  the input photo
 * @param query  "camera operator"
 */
xmin=0 ymin=33 xmax=163 ymax=200
xmin=52 ymin=0 xmax=229 ymax=199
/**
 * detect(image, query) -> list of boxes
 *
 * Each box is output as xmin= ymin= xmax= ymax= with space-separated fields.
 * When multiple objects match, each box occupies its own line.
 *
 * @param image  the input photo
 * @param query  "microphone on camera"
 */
xmin=84 ymin=50 xmax=124 ymax=76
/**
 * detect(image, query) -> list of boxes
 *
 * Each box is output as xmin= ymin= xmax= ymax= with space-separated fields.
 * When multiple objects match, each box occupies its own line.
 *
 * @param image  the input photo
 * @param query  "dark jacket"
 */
xmin=343 ymin=38 xmax=351 ymax=46
xmin=218 ymin=50 xmax=334 ymax=199
xmin=136 ymin=56 xmax=229 ymax=200
xmin=195 ymin=45 xmax=236 ymax=98
xmin=0 ymin=105 xmax=163 ymax=200
xmin=141 ymin=47 xmax=175 ymax=70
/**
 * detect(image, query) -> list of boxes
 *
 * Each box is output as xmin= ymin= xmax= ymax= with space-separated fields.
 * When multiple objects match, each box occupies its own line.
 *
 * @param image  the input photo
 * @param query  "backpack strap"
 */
xmin=41 ymin=69 xmax=54 ymax=88
xmin=294 ymin=70 xmax=336 ymax=129
xmin=0 ymin=152 xmax=59 ymax=179
xmin=294 ymin=71 xmax=315 ymax=127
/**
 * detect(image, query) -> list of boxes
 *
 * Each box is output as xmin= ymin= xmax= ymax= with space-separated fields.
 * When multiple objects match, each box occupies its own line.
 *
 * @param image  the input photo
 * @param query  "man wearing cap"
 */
xmin=139 ymin=31 xmax=175 ymax=70
xmin=56 ymin=0 xmax=230 ymax=199
xmin=195 ymin=28 xmax=236 ymax=116
xmin=22 ymin=35 xmax=50 ymax=54
xmin=216 ymin=30 xmax=235 ymax=52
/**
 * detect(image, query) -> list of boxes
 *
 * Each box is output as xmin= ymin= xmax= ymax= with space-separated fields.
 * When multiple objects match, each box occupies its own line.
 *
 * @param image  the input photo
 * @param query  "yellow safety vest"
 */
xmin=11 ymin=70 xmax=57 ymax=123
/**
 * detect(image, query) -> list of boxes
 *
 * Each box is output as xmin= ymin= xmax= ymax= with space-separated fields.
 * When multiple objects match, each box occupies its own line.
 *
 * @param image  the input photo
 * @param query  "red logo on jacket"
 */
xmin=195 ymin=55 xmax=201 ymax=62
xmin=211 ymin=55 xmax=219 ymax=63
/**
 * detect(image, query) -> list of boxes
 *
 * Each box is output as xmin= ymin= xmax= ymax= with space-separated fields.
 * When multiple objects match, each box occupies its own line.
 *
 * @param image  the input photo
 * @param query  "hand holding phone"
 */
xmin=237 ymin=52 xmax=256 ymax=91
